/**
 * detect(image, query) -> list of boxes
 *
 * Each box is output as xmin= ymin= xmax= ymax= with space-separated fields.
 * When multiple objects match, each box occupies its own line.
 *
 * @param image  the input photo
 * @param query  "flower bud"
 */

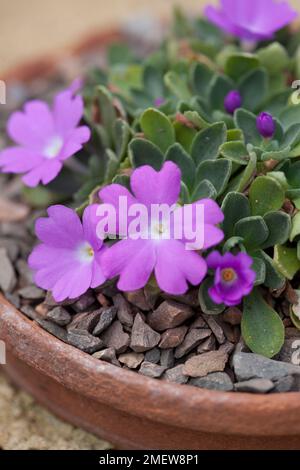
xmin=256 ymin=112 xmax=276 ymax=139
xmin=224 ymin=90 xmax=242 ymax=114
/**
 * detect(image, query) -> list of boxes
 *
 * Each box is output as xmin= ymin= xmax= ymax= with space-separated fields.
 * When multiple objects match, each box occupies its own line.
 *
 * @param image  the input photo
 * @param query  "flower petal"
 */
xmin=0 ymin=147 xmax=43 ymax=173
xmin=59 ymin=126 xmax=91 ymax=160
xmin=130 ymin=161 xmax=181 ymax=207
xmin=154 ymin=239 xmax=207 ymax=295
xmin=22 ymin=160 xmax=63 ymax=187
xmin=53 ymin=90 xmax=84 ymax=134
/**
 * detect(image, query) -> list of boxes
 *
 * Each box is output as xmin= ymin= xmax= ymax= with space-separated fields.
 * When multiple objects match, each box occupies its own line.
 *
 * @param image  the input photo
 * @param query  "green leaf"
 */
xmin=140 ymin=108 xmax=175 ymax=153
xmin=221 ymin=192 xmax=251 ymax=238
xmin=252 ymin=257 xmax=266 ymax=286
xmin=234 ymin=216 xmax=269 ymax=250
xmin=227 ymin=151 xmax=257 ymax=193
xmin=196 ymin=159 xmax=232 ymax=195
xmin=290 ymin=212 xmax=300 ymax=241
xmin=290 ymin=291 xmax=300 ymax=330
xmin=111 ymin=174 xmax=131 ymax=190
xmin=209 ymin=74 xmax=234 ymax=110
xmin=220 ymin=141 xmax=250 ymax=165
xmin=191 ymin=122 xmax=227 ymax=167
xmin=279 ymin=105 xmax=300 ymax=132
xmin=96 ymin=85 xmax=117 ymax=143
xmin=238 ymin=68 xmax=267 ymax=112
xmin=249 ymin=176 xmax=285 ymax=216
xmin=191 ymin=62 xmax=214 ymax=96
xmin=104 ymin=149 xmax=119 ymax=182
xmin=191 ymin=179 xmax=217 ymax=201
xmin=113 ymin=119 xmax=131 ymax=160
xmin=234 ymin=108 xmax=262 ymax=145
xmin=198 ymin=278 xmax=225 ymax=315
xmin=223 ymin=236 xmax=244 ymax=252
xmin=227 ymin=129 xmax=244 ymax=141
xmin=261 ymin=211 xmax=291 ymax=249
xmin=129 ymin=138 xmax=164 ymax=170
xmin=242 ymin=289 xmax=284 ymax=358
xmin=164 ymin=70 xmax=191 ymax=101
xmin=285 ymin=161 xmax=300 ymax=188
xmin=173 ymin=121 xmax=197 ymax=153
xmin=184 ymin=110 xmax=210 ymax=130
xmin=143 ymin=65 xmax=164 ymax=99
xmin=274 ymin=245 xmax=300 ymax=280
xmin=261 ymin=147 xmax=291 ymax=162
xmin=107 ymin=43 xmax=134 ymax=65
xmin=255 ymin=250 xmax=285 ymax=290
xmin=165 ymin=143 xmax=195 ymax=189
xmin=257 ymin=42 xmax=289 ymax=74
xmin=224 ymin=53 xmax=260 ymax=81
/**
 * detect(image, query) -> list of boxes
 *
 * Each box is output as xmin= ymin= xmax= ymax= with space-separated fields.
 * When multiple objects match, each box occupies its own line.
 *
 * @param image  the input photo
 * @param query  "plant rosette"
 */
xmin=2 ymin=0 xmax=300 ymax=398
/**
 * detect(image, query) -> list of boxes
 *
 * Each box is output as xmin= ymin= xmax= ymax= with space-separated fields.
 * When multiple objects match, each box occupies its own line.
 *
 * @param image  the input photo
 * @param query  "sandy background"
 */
xmin=1 ymin=0 xmax=300 ymax=451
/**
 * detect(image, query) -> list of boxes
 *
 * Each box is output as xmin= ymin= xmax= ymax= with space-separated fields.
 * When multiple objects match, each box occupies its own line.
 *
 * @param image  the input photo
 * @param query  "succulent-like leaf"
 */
xmin=274 ymin=245 xmax=300 ymax=280
xmin=226 ymin=151 xmax=257 ymax=193
xmin=196 ymin=159 xmax=232 ymax=195
xmin=234 ymin=216 xmax=269 ymax=250
xmin=252 ymin=257 xmax=266 ymax=286
xmin=261 ymin=211 xmax=291 ymax=249
xmin=129 ymin=138 xmax=164 ymax=170
xmin=249 ymin=176 xmax=285 ymax=216
xmin=191 ymin=122 xmax=227 ymax=167
xmin=221 ymin=192 xmax=250 ymax=238
xmin=140 ymin=108 xmax=175 ymax=153
xmin=113 ymin=119 xmax=131 ymax=161
xmin=209 ymin=74 xmax=234 ymax=110
xmin=224 ymin=53 xmax=260 ymax=81
xmin=242 ymin=289 xmax=285 ymax=358
xmin=238 ymin=68 xmax=267 ymax=112
xmin=198 ymin=277 xmax=225 ymax=315
xmin=220 ymin=141 xmax=249 ymax=165
xmin=254 ymin=250 xmax=285 ymax=290
xmin=290 ymin=212 xmax=300 ymax=242
xmin=191 ymin=62 xmax=214 ymax=96
xmin=164 ymin=70 xmax=191 ymax=101
xmin=191 ymin=179 xmax=217 ymax=201
xmin=165 ymin=143 xmax=195 ymax=189
xmin=234 ymin=108 xmax=262 ymax=145
xmin=257 ymin=42 xmax=289 ymax=74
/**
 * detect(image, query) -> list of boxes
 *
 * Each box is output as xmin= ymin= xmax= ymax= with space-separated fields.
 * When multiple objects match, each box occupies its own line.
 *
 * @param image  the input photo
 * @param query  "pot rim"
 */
xmin=1 ymin=293 xmax=300 ymax=437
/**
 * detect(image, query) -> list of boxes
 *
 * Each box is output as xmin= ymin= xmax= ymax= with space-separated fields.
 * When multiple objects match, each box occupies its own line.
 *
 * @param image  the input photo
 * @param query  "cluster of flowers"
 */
xmin=0 ymin=0 xmax=297 ymax=307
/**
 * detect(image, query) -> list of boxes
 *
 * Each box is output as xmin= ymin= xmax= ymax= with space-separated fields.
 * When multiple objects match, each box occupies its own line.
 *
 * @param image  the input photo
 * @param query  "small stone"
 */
xmin=18 ymin=285 xmax=45 ymax=300
xmin=235 ymin=379 xmax=274 ymax=394
xmin=219 ymin=341 xmax=235 ymax=355
xmin=0 ymin=248 xmax=17 ymax=292
xmin=144 ymin=285 xmax=160 ymax=309
xmin=273 ymin=376 xmax=295 ymax=393
xmin=16 ymin=259 xmax=33 ymax=285
xmin=37 ymin=319 xmax=68 ymax=342
xmin=44 ymin=290 xmax=77 ymax=307
xmin=197 ymin=335 xmax=216 ymax=354
xmin=93 ymin=307 xmax=117 ymax=335
xmin=164 ymin=288 xmax=199 ymax=307
xmin=0 ymin=197 xmax=29 ymax=222
xmin=96 ymin=292 xmax=110 ymax=307
xmin=232 ymin=353 xmax=300 ymax=382
xmin=144 ymin=347 xmax=160 ymax=364
xmin=5 ymin=293 xmax=20 ymax=308
xmin=285 ymin=328 xmax=300 ymax=339
xmin=101 ymin=320 xmax=130 ymax=354
xmin=183 ymin=350 xmax=228 ymax=378
xmin=139 ymin=361 xmax=166 ymax=378
xmin=67 ymin=330 xmax=104 ymax=353
xmin=203 ymin=315 xmax=226 ymax=344
xmin=72 ymin=291 xmax=96 ymax=312
xmin=189 ymin=315 xmax=207 ymax=329
xmin=119 ymin=352 xmax=144 ymax=369
xmin=284 ymin=283 xmax=298 ymax=304
xmin=190 ymin=372 xmax=233 ymax=391
xmin=163 ymin=365 xmax=188 ymax=384
xmin=93 ymin=348 xmax=120 ymax=367
xmin=160 ymin=349 xmax=175 ymax=368
xmin=35 ymin=303 xmax=49 ymax=318
xmin=113 ymin=294 xmax=134 ymax=327
xmin=223 ymin=307 xmax=242 ymax=326
xmin=148 ymin=301 xmax=194 ymax=331
xmin=68 ymin=310 xmax=102 ymax=333
xmin=175 ymin=328 xmax=211 ymax=359
xmin=0 ymin=237 xmax=19 ymax=261
xmin=159 ymin=326 xmax=188 ymax=349
xmin=130 ymin=313 xmax=160 ymax=352
xmin=46 ymin=306 xmax=71 ymax=326
xmin=21 ymin=305 xmax=38 ymax=321
xmin=124 ymin=289 xmax=151 ymax=311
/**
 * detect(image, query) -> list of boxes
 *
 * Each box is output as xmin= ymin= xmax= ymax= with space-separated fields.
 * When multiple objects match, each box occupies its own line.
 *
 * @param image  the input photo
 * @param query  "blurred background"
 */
xmin=1 ymin=0 xmax=300 ymax=74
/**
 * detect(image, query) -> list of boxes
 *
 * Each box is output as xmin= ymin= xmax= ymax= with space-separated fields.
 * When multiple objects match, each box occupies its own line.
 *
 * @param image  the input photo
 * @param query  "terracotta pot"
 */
xmin=1 ymin=294 xmax=300 ymax=450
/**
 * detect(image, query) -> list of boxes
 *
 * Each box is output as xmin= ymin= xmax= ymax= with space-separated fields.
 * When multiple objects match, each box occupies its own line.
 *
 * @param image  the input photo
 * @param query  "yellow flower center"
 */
xmin=221 ymin=268 xmax=236 ymax=283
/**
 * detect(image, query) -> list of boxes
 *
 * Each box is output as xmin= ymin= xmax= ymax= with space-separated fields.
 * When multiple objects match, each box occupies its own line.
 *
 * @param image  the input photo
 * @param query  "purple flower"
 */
xmin=205 ymin=0 xmax=297 ymax=41
xmin=256 ymin=112 xmax=276 ymax=138
xmin=99 ymin=162 xmax=224 ymax=295
xmin=154 ymin=97 xmax=165 ymax=107
xmin=0 ymin=88 xmax=90 ymax=187
xmin=224 ymin=90 xmax=242 ymax=114
xmin=28 ymin=205 xmax=106 ymax=301
xmin=207 ymin=251 xmax=256 ymax=306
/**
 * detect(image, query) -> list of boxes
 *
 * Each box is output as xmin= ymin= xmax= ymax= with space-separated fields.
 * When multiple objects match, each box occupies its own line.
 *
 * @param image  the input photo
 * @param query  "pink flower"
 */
xmin=207 ymin=251 xmax=255 ymax=306
xmin=99 ymin=162 xmax=224 ymax=295
xmin=0 ymin=87 xmax=90 ymax=187
xmin=28 ymin=205 xmax=106 ymax=302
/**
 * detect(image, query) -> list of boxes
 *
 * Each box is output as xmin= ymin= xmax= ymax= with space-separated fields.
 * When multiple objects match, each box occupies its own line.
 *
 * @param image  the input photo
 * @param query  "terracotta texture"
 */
xmin=1 ymin=294 xmax=300 ymax=449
